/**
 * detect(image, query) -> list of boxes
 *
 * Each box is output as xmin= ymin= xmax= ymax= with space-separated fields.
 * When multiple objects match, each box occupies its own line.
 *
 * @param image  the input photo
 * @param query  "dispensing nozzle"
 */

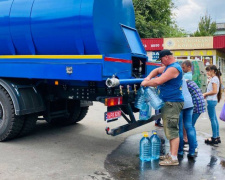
xmin=134 ymin=84 xmax=137 ymax=94
xmin=127 ymin=85 xmax=130 ymax=94
xmin=120 ymin=85 xmax=123 ymax=96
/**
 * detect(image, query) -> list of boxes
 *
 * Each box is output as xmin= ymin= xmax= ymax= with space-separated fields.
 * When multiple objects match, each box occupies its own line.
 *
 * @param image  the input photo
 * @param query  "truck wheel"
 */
xmin=18 ymin=114 xmax=37 ymax=137
xmin=50 ymin=100 xmax=81 ymax=126
xmin=0 ymin=87 xmax=24 ymax=141
xmin=76 ymin=107 xmax=89 ymax=122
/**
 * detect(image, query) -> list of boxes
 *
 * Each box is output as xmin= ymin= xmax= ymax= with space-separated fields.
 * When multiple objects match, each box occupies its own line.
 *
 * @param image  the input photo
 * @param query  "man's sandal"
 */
xmin=159 ymin=156 xmax=179 ymax=166
xmin=159 ymin=153 xmax=170 ymax=160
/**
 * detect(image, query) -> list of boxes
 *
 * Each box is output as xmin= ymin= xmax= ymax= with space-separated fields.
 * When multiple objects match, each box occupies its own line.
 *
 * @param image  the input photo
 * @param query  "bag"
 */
xmin=139 ymin=102 xmax=152 ymax=120
xmin=219 ymin=103 xmax=225 ymax=121
xmin=144 ymin=87 xmax=164 ymax=110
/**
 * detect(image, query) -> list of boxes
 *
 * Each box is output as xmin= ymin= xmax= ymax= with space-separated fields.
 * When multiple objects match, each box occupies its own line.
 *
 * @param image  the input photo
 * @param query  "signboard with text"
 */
xmin=171 ymin=50 xmax=216 ymax=56
xmin=147 ymin=51 xmax=160 ymax=61
xmin=142 ymin=38 xmax=163 ymax=51
xmin=164 ymin=37 xmax=213 ymax=50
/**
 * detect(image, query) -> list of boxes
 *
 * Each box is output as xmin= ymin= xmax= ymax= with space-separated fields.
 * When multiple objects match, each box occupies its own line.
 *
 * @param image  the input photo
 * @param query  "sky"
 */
xmin=172 ymin=0 xmax=225 ymax=33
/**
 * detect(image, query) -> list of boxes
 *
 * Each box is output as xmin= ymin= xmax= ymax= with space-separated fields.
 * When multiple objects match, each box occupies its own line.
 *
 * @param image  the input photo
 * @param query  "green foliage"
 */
xmin=133 ymin=0 xmax=186 ymax=38
xmin=193 ymin=14 xmax=216 ymax=36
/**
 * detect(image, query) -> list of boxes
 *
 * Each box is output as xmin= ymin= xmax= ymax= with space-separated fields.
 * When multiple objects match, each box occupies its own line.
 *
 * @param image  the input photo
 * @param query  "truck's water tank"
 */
xmin=0 ymin=0 xmax=135 ymax=55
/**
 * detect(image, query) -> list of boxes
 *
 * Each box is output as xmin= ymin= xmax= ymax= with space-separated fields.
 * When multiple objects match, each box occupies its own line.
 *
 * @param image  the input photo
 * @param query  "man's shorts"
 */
xmin=161 ymin=102 xmax=184 ymax=140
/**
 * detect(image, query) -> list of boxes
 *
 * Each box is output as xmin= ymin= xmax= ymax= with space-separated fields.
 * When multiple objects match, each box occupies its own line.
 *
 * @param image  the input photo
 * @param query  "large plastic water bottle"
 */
xmin=150 ymin=130 xmax=161 ymax=160
xmin=135 ymin=87 xmax=145 ymax=109
xmin=139 ymin=102 xmax=152 ymax=120
xmin=139 ymin=132 xmax=151 ymax=161
xmin=144 ymin=87 xmax=164 ymax=110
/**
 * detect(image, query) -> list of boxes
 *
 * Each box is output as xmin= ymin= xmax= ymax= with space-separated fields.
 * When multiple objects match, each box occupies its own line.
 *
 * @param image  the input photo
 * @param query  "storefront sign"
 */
xmin=147 ymin=51 xmax=160 ymax=61
xmin=171 ymin=50 xmax=216 ymax=56
xmin=164 ymin=37 xmax=213 ymax=50
xmin=142 ymin=38 xmax=163 ymax=51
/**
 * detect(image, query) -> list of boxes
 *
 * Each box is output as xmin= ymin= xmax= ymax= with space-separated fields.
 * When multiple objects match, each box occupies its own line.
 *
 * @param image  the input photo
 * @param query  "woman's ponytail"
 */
xmin=209 ymin=65 xmax=222 ymax=102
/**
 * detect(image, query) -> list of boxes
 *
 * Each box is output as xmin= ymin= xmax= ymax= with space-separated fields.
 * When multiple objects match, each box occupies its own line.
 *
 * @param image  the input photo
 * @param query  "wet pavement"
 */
xmin=105 ymin=128 xmax=225 ymax=180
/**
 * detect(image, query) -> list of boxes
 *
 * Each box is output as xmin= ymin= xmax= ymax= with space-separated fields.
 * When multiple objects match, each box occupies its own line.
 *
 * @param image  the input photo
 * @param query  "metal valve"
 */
xmin=127 ymin=85 xmax=130 ymax=94
xmin=134 ymin=84 xmax=137 ymax=94
xmin=120 ymin=85 xmax=123 ymax=96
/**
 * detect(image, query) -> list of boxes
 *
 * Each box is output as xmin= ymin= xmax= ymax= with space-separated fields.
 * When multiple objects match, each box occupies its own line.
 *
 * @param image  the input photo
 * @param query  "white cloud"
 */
xmin=172 ymin=0 xmax=225 ymax=33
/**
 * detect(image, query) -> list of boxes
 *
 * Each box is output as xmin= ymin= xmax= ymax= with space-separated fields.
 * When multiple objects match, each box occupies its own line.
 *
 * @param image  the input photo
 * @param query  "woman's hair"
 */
xmin=206 ymin=65 xmax=222 ymax=102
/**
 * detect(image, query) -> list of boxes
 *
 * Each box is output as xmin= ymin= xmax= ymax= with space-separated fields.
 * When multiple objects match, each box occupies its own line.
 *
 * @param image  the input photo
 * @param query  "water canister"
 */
xmin=150 ymin=130 xmax=161 ymax=160
xmin=144 ymin=87 xmax=164 ymax=110
xmin=135 ymin=87 xmax=145 ymax=109
xmin=139 ymin=132 xmax=151 ymax=161
xmin=139 ymin=102 xmax=151 ymax=120
xmin=0 ymin=0 xmax=135 ymax=55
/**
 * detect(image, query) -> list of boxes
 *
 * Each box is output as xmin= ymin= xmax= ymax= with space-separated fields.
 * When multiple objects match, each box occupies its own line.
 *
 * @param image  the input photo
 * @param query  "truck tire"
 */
xmin=18 ymin=114 xmax=37 ymax=137
xmin=50 ymin=100 xmax=82 ymax=126
xmin=0 ymin=87 xmax=24 ymax=141
xmin=76 ymin=107 xmax=89 ymax=122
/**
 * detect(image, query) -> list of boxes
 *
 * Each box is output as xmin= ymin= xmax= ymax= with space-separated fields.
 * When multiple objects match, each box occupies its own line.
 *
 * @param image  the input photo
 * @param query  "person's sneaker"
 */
xmin=205 ymin=137 xmax=218 ymax=145
xmin=155 ymin=122 xmax=163 ymax=127
xmin=217 ymin=137 xmax=221 ymax=143
xmin=178 ymin=154 xmax=183 ymax=160
xmin=183 ymin=141 xmax=188 ymax=145
xmin=177 ymin=152 xmax=184 ymax=160
xmin=187 ymin=153 xmax=196 ymax=159
xmin=184 ymin=147 xmax=198 ymax=153
xmin=159 ymin=156 xmax=179 ymax=166
xmin=183 ymin=147 xmax=189 ymax=152
xmin=160 ymin=153 xmax=170 ymax=160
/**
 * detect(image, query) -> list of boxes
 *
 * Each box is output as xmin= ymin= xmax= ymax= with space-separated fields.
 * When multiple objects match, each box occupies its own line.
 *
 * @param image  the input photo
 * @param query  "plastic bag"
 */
xmin=219 ymin=103 xmax=225 ymax=122
xmin=139 ymin=102 xmax=152 ymax=120
xmin=144 ymin=87 xmax=164 ymax=110
xmin=135 ymin=87 xmax=145 ymax=109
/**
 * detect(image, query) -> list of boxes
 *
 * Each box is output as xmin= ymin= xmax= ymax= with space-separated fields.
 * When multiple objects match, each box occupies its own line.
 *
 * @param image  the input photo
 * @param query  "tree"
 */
xmin=193 ymin=14 xmax=216 ymax=36
xmin=133 ymin=0 xmax=186 ymax=38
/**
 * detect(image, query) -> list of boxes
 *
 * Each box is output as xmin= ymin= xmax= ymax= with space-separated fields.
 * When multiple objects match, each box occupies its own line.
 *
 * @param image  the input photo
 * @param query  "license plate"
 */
xmin=105 ymin=110 xmax=121 ymax=121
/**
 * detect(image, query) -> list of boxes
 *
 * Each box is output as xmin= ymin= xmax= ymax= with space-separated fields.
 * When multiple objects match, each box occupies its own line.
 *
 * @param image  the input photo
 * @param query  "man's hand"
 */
xmin=141 ymin=67 xmax=179 ymax=87
xmin=141 ymin=79 xmax=149 ymax=86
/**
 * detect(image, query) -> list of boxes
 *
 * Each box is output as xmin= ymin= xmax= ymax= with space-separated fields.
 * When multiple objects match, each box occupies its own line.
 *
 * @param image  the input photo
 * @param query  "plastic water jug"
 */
xmin=135 ymin=87 xmax=145 ymax=109
xmin=144 ymin=87 xmax=164 ymax=110
xmin=139 ymin=132 xmax=151 ymax=161
xmin=139 ymin=102 xmax=151 ymax=120
xmin=150 ymin=130 xmax=161 ymax=160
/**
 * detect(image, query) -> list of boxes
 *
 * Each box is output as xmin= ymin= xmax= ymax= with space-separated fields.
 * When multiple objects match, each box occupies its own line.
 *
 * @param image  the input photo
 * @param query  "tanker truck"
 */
xmin=0 ymin=0 xmax=161 ymax=141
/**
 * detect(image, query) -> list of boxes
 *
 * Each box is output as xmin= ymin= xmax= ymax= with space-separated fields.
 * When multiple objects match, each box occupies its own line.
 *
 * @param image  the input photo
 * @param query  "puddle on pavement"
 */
xmin=105 ymin=128 xmax=225 ymax=180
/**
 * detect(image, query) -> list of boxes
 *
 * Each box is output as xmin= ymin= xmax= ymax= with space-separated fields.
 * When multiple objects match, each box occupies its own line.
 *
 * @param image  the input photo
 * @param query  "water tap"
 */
xmin=120 ymin=85 xmax=123 ymax=96
xmin=127 ymin=85 xmax=130 ymax=94
xmin=134 ymin=84 xmax=137 ymax=94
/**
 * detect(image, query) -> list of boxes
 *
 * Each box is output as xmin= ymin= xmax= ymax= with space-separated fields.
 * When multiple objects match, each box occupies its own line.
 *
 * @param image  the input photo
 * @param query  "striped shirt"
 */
xmin=186 ymin=80 xmax=206 ymax=114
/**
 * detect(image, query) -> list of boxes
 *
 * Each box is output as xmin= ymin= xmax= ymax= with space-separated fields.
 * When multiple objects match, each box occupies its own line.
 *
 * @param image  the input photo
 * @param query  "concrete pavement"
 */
xmin=0 ymin=93 xmax=225 ymax=179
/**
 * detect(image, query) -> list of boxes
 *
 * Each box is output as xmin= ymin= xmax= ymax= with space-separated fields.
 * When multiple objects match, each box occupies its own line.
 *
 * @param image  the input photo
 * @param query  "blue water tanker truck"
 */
xmin=0 ymin=0 xmax=161 ymax=141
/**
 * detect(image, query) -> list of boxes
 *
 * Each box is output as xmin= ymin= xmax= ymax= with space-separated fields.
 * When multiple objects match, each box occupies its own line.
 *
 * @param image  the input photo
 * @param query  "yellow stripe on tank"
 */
xmin=0 ymin=55 xmax=103 ymax=59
